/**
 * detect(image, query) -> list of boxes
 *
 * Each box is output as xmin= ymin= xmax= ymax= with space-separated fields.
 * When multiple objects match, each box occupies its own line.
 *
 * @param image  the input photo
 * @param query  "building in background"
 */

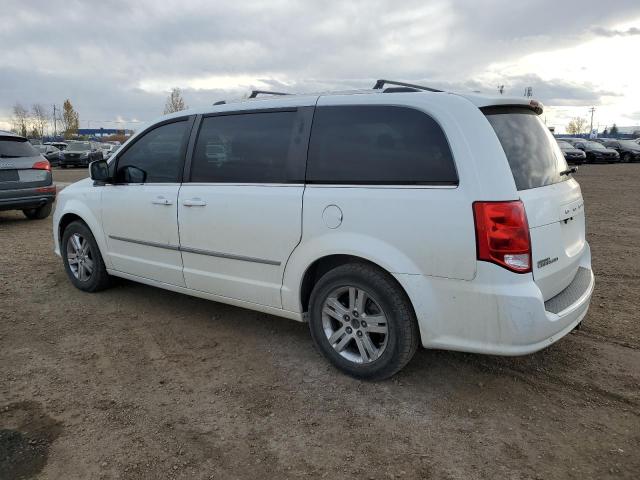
xmin=77 ymin=128 xmax=134 ymax=138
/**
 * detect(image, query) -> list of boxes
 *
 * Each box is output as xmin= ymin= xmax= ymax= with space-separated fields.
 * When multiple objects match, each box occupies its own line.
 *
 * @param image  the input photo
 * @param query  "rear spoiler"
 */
xmin=481 ymin=100 xmax=544 ymax=115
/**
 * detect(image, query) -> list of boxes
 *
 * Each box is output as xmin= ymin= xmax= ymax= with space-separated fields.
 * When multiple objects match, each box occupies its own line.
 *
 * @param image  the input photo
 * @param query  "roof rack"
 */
xmin=373 ymin=79 xmax=442 ymax=93
xmin=248 ymin=90 xmax=290 ymax=99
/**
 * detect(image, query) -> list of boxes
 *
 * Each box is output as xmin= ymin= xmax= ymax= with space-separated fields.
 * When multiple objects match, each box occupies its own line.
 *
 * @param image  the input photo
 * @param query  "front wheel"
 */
xmin=308 ymin=262 xmax=419 ymax=380
xmin=61 ymin=221 xmax=112 ymax=292
xmin=23 ymin=203 xmax=52 ymax=220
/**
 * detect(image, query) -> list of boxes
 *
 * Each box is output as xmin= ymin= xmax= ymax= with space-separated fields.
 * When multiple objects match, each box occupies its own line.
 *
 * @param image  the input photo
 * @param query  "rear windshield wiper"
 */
xmin=560 ymin=166 xmax=578 ymax=176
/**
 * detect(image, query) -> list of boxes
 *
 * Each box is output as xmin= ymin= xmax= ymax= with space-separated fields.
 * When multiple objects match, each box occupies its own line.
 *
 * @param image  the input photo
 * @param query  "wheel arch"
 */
xmin=296 ymin=254 xmax=416 ymax=318
xmin=55 ymin=202 xmax=111 ymax=268
xmin=58 ymin=212 xmax=85 ymax=245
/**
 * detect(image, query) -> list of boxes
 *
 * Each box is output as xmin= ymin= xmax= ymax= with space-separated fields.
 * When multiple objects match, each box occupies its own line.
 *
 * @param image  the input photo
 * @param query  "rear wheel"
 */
xmin=61 ymin=221 xmax=112 ymax=292
xmin=623 ymin=153 xmax=631 ymax=163
xmin=23 ymin=203 xmax=52 ymax=220
xmin=308 ymin=262 xmax=419 ymax=380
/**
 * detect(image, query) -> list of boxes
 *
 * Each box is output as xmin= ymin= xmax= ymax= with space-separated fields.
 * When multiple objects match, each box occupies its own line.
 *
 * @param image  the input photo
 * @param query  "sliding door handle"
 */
xmin=152 ymin=196 xmax=173 ymax=205
xmin=183 ymin=198 xmax=207 ymax=207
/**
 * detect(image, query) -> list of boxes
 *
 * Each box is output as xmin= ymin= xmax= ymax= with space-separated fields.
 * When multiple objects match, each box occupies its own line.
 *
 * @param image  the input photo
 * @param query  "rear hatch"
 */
xmin=0 ymin=136 xmax=51 ymax=191
xmin=484 ymin=107 xmax=586 ymax=300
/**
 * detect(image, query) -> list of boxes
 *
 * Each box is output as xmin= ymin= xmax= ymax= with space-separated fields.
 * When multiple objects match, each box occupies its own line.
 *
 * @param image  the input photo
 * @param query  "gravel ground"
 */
xmin=1 ymin=165 xmax=639 ymax=480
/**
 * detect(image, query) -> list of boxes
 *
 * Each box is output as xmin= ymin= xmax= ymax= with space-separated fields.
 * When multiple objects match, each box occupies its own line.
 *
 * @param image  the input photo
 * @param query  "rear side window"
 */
xmin=191 ymin=111 xmax=298 ymax=183
xmin=0 ymin=137 xmax=39 ymax=158
xmin=306 ymin=106 xmax=457 ymax=185
xmin=484 ymin=107 xmax=568 ymax=191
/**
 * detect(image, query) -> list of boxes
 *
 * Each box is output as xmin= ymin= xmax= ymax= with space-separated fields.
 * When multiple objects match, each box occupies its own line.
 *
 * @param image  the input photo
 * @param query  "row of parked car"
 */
xmin=556 ymin=137 xmax=640 ymax=165
xmin=31 ymin=140 xmax=120 ymax=168
xmin=0 ymin=133 xmax=121 ymax=220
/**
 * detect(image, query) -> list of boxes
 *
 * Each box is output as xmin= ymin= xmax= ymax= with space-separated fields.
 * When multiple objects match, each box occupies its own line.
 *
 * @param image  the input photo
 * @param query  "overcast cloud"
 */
xmin=1 ymin=0 xmax=639 ymax=132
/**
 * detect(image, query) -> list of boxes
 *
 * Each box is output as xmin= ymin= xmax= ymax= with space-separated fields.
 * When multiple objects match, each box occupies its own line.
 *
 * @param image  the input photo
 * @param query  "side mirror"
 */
xmin=90 ymin=160 xmax=110 ymax=184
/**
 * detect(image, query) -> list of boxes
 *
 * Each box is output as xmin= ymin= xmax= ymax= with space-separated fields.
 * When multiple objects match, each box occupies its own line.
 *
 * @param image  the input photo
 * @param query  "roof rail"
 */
xmin=373 ymin=79 xmax=442 ymax=93
xmin=248 ymin=90 xmax=290 ymax=99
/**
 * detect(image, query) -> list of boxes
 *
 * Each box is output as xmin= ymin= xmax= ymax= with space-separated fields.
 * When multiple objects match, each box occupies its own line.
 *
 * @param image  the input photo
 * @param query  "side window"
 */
xmin=307 ymin=105 xmax=458 ymax=184
xmin=190 ymin=111 xmax=298 ymax=183
xmin=116 ymin=120 xmax=189 ymax=183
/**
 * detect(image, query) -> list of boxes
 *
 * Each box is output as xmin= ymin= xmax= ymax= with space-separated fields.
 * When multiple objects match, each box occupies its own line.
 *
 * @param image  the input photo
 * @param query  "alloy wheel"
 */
xmin=321 ymin=286 xmax=389 ymax=364
xmin=66 ymin=233 xmax=94 ymax=281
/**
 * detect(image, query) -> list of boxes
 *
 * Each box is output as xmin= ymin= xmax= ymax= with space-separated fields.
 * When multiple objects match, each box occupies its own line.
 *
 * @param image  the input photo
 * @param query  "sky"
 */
xmin=1 ymin=0 xmax=639 ymax=134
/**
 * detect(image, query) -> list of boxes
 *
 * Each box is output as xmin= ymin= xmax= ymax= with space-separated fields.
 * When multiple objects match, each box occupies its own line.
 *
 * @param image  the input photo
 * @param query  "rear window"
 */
xmin=0 ymin=137 xmax=39 ymax=158
xmin=307 ymin=105 xmax=458 ymax=185
xmin=484 ymin=107 xmax=568 ymax=191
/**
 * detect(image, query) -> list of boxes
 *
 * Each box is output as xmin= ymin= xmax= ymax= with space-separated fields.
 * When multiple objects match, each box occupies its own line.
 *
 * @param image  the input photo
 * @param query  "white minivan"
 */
xmin=53 ymin=81 xmax=594 ymax=379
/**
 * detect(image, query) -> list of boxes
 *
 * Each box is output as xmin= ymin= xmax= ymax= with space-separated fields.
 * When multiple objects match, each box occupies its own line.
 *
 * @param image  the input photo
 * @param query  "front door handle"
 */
xmin=152 ymin=196 xmax=173 ymax=205
xmin=183 ymin=198 xmax=207 ymax=207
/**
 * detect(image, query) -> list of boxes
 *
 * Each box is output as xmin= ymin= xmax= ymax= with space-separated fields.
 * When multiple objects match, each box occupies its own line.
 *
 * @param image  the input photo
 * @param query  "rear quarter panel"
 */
xmin=281 ymin=93 xmax=516 ymax=313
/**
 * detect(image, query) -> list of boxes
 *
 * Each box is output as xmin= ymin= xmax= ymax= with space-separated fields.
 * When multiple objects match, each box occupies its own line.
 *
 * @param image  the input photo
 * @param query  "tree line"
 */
xmin=10 ymin=99 xmax=80 ymax=139
xmin=566 ymin=117 xmax=619 ymax=136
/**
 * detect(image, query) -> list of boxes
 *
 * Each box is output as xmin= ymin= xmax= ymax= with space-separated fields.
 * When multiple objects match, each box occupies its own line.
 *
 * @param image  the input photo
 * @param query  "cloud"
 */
xmin=1 ymin=0 xmax=639 ymax=130
xmin=461 ymin=74 xmax=622 ymax=106
xmin=592 ymin=26 xmax=640 ymax=37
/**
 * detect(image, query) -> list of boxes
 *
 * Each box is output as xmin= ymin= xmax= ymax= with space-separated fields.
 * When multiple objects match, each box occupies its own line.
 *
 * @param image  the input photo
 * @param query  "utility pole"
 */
xmin=589 ymin=106 xmax=596 ymax=138
xmin=52 ymin=104 xmax=57 ymax=137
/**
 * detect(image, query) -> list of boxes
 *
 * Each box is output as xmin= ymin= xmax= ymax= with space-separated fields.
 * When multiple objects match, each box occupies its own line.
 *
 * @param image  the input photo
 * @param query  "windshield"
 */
xmin=67 ymin=142 xmax=92 ymax=152
xmin=484 ymin=107 xmax=568 ymax=191
xmin=586 ymin=141 xmax=605 ymax=150
xmin=619 ymin=140 xmax=640 ymax=148
xmin=0 ymin=137 xmax=40 ymax=158
xmin=557 ymin=141 xmax=573 ymax=148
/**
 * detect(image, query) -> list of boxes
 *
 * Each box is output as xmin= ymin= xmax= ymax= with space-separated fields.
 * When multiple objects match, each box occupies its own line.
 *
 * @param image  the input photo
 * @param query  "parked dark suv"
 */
xmin=0 ymin=131 xmax=56 ymax=219
xmin=574 ymin=140 xmax=620 ymax=163
xmin=556 ymin=140 xmax=586 ymax=165
xmin=60 ymin=141 xmax=103 ymax=168
xmin=603 ymin=140 xmax=640 ymax=163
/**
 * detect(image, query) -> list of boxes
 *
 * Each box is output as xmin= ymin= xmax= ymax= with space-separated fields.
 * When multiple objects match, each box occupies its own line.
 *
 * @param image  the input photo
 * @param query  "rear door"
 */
xmin=484 ymin=107 xmax=586 ymax=300
xmin=178 ymin=107 xmax=313 ymax=308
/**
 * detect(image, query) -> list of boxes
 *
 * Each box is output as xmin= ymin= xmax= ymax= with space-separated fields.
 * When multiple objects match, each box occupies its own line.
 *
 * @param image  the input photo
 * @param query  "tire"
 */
xmin=308 ymin=262 xmax=419 ymax=380
xmin=22 ymin=203 xmax=52 ymax=220
xmin=61 ymin=220 xmax=112 ymax=292
xmin=60 ymin=164 xmax=67 ymax=169
xmin=623 ymin=153 xmax=631 ymax=163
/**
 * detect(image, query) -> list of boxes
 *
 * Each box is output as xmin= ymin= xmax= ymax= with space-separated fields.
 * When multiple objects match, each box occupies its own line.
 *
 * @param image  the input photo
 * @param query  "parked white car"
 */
xmin=53 ymin=81 xmax=594 ymax=379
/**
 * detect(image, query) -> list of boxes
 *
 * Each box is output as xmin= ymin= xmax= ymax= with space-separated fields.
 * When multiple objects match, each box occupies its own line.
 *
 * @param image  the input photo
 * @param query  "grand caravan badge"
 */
xmin=537 ymin=257 xmax=559 ymax=269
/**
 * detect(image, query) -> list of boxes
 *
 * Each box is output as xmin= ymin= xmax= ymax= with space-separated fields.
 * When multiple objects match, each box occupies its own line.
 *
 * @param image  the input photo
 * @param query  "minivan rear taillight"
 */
xmin=32 ymin=159 xmax=51 ymax=171
xmin=473 ymin=200 xmax=531 ymax=273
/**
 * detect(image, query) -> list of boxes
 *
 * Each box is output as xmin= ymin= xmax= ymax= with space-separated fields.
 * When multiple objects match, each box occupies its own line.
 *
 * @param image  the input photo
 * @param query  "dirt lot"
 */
xmin=1 ymin=165 xmax=639 ymax=479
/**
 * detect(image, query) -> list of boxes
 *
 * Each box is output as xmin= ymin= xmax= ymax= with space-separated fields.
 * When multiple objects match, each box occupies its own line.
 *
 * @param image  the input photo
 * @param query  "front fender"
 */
xmin=53 ymin=187 xmax=109 ymax=268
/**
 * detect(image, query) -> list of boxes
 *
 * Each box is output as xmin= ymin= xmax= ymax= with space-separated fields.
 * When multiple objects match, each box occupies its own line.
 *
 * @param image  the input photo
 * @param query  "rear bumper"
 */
xmin=0 ymin=187 xmax=56 ymax=211
xmin=395 ymin=243 xmax=594 ymax=356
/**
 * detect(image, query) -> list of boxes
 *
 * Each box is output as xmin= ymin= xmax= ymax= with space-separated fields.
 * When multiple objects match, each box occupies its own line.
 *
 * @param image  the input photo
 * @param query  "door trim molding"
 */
xmin=108 ymin=235 xmax=281 ymax=266
xmin=108 ymin=235 xmax=180 ymax=251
